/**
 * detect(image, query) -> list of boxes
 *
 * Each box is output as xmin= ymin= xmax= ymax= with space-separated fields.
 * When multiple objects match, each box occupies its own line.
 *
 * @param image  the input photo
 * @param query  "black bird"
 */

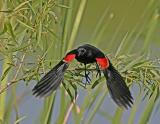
xmin=32 ymin=44 xmax=133 ymax=109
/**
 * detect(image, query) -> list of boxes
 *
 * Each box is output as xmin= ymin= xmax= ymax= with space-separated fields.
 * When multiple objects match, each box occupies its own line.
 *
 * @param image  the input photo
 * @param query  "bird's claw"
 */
xmin=85 ymin=71 xmax=91 ymax=84
xmin=96 ymin=69 xmax=101 ymax=78
xmin=96 ymin=63 xmax=101 ymax=78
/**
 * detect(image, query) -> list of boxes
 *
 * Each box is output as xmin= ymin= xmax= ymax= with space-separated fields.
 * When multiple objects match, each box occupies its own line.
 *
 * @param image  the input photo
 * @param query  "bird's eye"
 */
xmin=77 ymin=48 xmax=86 ymax=56
xmin=81 ymin=49 xmax=85 ymax=53
xmin=78 ymin=48 xmax=86 ymax=53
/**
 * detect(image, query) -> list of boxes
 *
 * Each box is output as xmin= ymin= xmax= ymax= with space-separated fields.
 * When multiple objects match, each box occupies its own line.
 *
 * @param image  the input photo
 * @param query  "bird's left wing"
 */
xmin=96 ymin=57 xmax=133 ymax=109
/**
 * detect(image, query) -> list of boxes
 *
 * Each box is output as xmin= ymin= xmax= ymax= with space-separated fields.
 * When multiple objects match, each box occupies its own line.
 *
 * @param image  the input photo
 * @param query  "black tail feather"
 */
xmin=103 ymin=63 xmax=133 ymax=109
xmin=32 ymin=61 xmax=69 ymax=97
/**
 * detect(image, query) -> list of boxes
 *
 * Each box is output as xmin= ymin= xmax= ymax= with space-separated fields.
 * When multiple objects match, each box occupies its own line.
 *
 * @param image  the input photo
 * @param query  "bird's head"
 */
xmin=77 ymin=47 xmax=87 ymax=57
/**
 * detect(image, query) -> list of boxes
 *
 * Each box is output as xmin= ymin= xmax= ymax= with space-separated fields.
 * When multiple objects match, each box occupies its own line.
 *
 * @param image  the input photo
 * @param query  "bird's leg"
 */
xmin=84 ymin=64 xmax=91 ymax=85
xmin=96 ymin=62 xmax=101 ymax=78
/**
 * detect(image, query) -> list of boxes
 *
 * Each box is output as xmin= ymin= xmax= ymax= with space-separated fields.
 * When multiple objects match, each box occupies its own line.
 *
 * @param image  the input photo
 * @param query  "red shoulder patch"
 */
xmin=96 ymin=57 xmax=109 ymax=69
xmin=63 ymin=54 xmax=76 ymax=63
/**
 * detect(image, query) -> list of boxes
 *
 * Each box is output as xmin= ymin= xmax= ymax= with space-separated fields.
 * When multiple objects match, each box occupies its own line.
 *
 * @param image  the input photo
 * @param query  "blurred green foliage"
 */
xmin=0 ymin=0 xmax=160 ymax=124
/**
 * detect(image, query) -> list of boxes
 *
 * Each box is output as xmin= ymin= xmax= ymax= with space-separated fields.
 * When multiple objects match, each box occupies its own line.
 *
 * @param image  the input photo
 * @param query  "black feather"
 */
xmin=103 ymin=63 xmax=133 ymax=109
xmin=32 ymin=61 xmax=69 ymax=97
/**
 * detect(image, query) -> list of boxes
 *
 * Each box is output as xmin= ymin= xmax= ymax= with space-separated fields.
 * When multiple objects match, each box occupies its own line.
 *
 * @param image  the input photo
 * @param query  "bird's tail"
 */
xmin=103 ymin=63 xmax=133 ymax=109
xmin=32 ymin=61 xmax=69 ymax=97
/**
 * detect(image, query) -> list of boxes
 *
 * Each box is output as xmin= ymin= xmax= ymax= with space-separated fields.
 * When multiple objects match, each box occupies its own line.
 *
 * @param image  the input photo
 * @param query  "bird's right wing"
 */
xmin=32 ymin=52 xmax=76 ymax=97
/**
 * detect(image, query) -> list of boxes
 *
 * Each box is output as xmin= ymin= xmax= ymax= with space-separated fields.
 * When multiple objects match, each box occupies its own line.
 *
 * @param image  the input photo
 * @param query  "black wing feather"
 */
xmin=32 ymin=61 xmax=69 ymax=97
xmin=103 ymin=63 xmax=133 ymax=109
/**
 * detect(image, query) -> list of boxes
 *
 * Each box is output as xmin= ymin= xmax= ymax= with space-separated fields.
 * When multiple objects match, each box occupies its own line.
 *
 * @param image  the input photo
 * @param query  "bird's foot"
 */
xmin=82 ymin=71 xmax=92 ymax=88
xmin=96 ymin=63 xmax=101 ymax=78
xmin=96 ymin=69 xmax=101 ymax=78
xmin=84 ymin=71 xmax=91 ymax=84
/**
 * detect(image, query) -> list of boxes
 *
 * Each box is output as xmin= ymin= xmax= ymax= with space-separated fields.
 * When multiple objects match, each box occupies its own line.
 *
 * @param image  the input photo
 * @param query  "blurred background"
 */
xmin=0 ymin=0 xmax=160 ymax=124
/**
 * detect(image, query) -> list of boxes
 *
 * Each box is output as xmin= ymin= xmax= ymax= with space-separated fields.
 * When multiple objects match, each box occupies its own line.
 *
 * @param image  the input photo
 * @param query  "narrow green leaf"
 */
xmin=13 ymin=0 xmax=31 ymax=11
xmin=107 ymin=18 xmax=125 ymax=49
xmin=56 ymin=88 xmax=67 ymax=124
xmin=61 ymin=0 xmax=74 ymax=54
xmin=84 ymin=89 xmax=108 ymax=124
xmin=6 ymin=20 xmax=17 ymax=43
xmin=3 ymin=93 xmax=14 ymax=124
xmin=139 ymin=87 xmax=158 ymax=124
xmin=16 ymin=19 xmax=35 ymax=31
xmin=37 ymin=21 xmax=43 ymax=50
xmin=91 ymin=77 xmax=103 ymax=89
xmin=0 ymin=58 xmax=11 ymax=122
xmin=115 ymin=32 xmax=129 ymax=57
xmin=90 ymin=5 xmax=110 ymax=43
xmin=14 ymin=116 xmax=26 ymax=124
xmin=62 ymin=82 xmax=74 ymax=101
xmin=0 ymin=23 xmax=7 ymax=35
xmin=128 ymin=91 xmax=143 ymax=124
xmin=120 ymin=55 xmax=144 ymax=73
xmin=67 ymin=0 xmax=88 ymax=51
xmin=56 ymin=4 xmax=71 ymax=9
xmin=43 ymin=94 xmax=56 ymax=124
xmin=142 ymin=10 xmax=159 ymax=51
xmin=1 ymin=66 xmax=11 ymax=81
xmin=112 ymin=108 xmax=124 ymax=124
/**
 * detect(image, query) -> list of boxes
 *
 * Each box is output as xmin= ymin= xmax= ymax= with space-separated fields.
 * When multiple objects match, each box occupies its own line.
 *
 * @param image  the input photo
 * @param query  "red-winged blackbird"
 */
xmin=33 ymin=44 xmax=133 ymax=109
